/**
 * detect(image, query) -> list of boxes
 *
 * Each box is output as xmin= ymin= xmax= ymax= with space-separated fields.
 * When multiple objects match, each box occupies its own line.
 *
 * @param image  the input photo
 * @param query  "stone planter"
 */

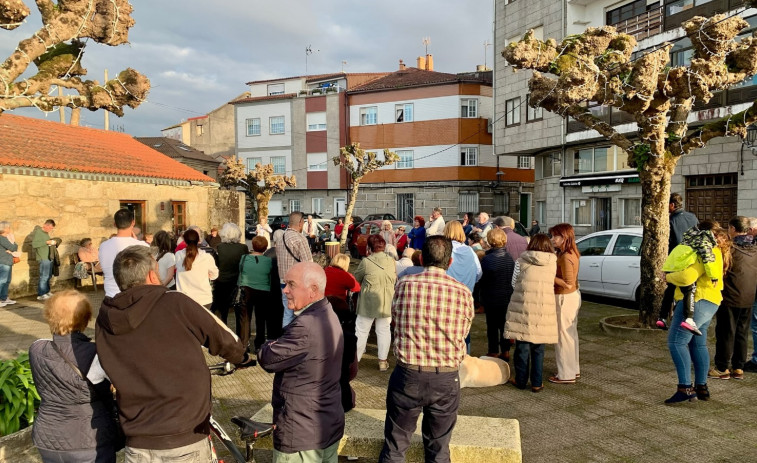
xmin=599 ymin=314 xmax=667 ymax=341
xmin=0 ymin=426 xmax=41 ymax=462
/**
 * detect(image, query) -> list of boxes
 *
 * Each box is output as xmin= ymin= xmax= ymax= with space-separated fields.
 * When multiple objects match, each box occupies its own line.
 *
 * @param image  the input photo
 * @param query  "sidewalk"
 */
xmin=2 ymin=292 xmax=757 ymax=462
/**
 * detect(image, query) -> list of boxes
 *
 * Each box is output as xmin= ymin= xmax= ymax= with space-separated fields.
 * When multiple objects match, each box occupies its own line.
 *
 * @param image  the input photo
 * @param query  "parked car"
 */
xmin=364 ymin=213 xmax=397 ymax=222
xmin=312 ymin=219 xmax=337 ymax=238
xmin=513 ymin=220 xmax=529 ymax=237
xmin=331 ymin=215 xmax=364 ymax=225
xmin=348 ymin=220 xmax=413 ymax=258
xmin=576 ymin=228 xmax=642 ymax=302
xmin=244 ymin=219 xmax=257 ymax=239
xmin=268 ymin=215 xmax=290 ymax=231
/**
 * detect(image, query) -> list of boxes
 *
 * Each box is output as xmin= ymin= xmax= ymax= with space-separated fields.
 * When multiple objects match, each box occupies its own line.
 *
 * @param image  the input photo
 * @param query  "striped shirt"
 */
xmin=391 ymin=267 xmax=474 ymax=368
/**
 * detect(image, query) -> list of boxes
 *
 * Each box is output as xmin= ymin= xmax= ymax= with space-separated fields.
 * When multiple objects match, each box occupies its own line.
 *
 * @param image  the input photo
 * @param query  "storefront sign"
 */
xmin=560 ymin=173 xmax=640 ymax=187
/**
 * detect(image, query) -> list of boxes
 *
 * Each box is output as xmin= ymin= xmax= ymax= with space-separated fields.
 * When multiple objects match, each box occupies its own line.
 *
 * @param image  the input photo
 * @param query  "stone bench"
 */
xmin=251 ymin=404 xmax=522 ymax=463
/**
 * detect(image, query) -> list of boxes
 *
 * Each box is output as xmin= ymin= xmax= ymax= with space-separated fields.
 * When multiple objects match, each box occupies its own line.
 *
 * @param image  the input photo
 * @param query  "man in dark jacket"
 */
xmin=657 ymin=193 xmax=699 ymax=328
xmin=710 ymin=217 xmax=757 ymax=380
xmin=258 ymin=262 xmax=345 ymax=462
xmin=96 ymin=245 xmax=252 ymax=461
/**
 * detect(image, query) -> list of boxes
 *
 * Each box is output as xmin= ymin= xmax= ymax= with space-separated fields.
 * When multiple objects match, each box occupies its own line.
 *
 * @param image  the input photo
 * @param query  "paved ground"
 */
xmin=3 ymin=288 xmax=757 ymax=462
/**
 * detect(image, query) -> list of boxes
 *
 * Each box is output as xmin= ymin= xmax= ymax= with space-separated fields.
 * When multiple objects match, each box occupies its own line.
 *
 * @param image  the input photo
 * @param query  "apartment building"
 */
xmin=495 ymin=0 xmax=757 ymax=236
xmin=231 ymin=72 xmax=388 ymax=217
xmin=348 ymin=57 xmax=534 ymax=223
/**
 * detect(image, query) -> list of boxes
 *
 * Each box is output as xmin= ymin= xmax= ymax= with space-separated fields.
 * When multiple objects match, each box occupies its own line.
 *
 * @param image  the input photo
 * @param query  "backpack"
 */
xmin=73 ymin=261 xmax=90 ymax=279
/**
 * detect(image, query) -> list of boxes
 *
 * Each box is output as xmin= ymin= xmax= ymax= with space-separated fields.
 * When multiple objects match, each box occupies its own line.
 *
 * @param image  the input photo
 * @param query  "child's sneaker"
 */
xmin=680 ymin=318 xmax=702 ymax=336
xmin=656 ymin=318 xmax=669 ymax=330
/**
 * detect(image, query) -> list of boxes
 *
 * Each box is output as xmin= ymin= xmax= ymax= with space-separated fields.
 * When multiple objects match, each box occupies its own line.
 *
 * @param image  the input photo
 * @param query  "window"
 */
xmin=246 ymin=157 xmax=262 ymax=172
xmin=312 ymin=198 xmax=325 ymax=215
xmin=612 ymin=234 xmax=642 ymax=256
xmin=395 ymin=103 xmax=414 ymax=123
xmin=268 ymin=83 xmax=285 ymax=95
xmin=461 ymin=99 xmax=478 ymax=118
xmin=572 ymin=199 xmax=591 ymax=226
xmin=360 ymin=106 xmax=377 ymax=125
xmin=396 ymin=150 xmax=414 ymax=169
xmin=621 ymin=198 xmax=642 ymax=227
xmin=195 ymin=124 xmax=204 ymax=136
xmin=289 ymin=200 xmax=301 ymax=212
xmin=577 ymin=234 xmax=612 ymax=256
xmin=270 ymin=116 xmax=285 ymax=135
xmin=526 ymin=94 xmax=543 ymax=121
xmin=518 ymin=156 xmax=532 ymax=169
xmin=307 ymin=153 xmax=327 ymax=171
xmin=461 ymin=147 xmax=478 ymax=166
xmin=666 ymin=0 xmax=712 ymax=16
xmin=536 ymin=201 xmax=546 ymax=226
xmin=271 ymin=156 xmax=286 ymax=174
xmin=246 ymin=118 xmax=261 ymax=136
xmin=572 ymin=146 xmax=619 ymax=174
xmin=459 ymin=192 xmax=479 ymax=213
xmin=306 ymin=112 xmax=327 ymax=131
xmin=606 ymin=0 xmax=651 ymax=25
xmin=494 ymin=192 xmax=509 ymax=214
xmin=506 ymin=97 xmax=521 ymax=126
xmin=536 ymin=152 xmax=562 ymax=179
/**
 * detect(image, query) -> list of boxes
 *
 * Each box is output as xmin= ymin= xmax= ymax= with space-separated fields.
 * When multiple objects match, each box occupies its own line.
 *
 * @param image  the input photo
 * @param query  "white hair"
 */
xmin=502 ymin=216 xmax=515 ymax=228
xmin=402 ymin=247 xmax=415 ymax=258
xmin=750 ymin=217 xmax=757 ymax=230
xmin=301 ymin=262 xmax=327 ymax=294
xmin=0 ymin=221 xmax=10 ymax=234
xmin=219 ymin=222 xmax=242 ymax=243
xmin=479 ymin=212 xmax=489 ymax=222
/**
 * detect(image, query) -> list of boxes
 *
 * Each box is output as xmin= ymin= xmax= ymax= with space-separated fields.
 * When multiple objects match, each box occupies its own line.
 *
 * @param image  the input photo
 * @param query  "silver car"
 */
xmin=576 ymin=228 xmax=643 ymax=302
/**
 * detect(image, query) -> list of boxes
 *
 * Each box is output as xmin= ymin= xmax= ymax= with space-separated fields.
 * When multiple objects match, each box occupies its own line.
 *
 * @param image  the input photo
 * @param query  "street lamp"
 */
xmin=746 ymin=124 xmax=757 ymax=148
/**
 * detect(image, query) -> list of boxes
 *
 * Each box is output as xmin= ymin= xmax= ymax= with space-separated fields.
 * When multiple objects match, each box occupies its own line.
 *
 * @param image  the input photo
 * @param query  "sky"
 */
xmin=0 ymin=1 xmax=495 ymax=136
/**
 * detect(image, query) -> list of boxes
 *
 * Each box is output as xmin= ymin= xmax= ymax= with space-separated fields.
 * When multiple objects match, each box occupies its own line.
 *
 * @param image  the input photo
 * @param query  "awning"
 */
xmin=559 ymin=172 xmax=640 ymax=187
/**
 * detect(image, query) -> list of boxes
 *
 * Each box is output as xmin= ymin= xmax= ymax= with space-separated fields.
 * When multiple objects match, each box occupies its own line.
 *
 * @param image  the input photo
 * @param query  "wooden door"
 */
xmin=685 ymin=174 xmax=738 ymax=225
xmin=172 ymin=201 xmax=187 ymax=235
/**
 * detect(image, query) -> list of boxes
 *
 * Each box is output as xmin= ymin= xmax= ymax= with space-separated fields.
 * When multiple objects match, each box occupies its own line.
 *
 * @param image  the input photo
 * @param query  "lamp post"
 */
xmin=746 ymin=124 xmax=757 ymax=148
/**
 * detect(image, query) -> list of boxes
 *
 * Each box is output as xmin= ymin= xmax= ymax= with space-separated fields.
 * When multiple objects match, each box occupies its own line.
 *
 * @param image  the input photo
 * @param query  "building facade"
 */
xmin=495 ymin=0 xmax=757 ymax=236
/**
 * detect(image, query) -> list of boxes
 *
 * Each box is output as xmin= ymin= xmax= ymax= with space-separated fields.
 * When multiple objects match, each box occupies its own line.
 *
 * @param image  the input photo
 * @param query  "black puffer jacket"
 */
xmin=480 ymin=247 xmax=515 ymax=309
xmin=29 ymin=332 xmax=119 ymax=453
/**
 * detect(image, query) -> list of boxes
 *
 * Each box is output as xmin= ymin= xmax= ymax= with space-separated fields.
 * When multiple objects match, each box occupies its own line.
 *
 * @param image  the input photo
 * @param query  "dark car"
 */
xmin=268 ymin=215 xmax=290 ymax=231
xmin=331 ymin=215 xmax=364 ymax=225
xmin=348 ymin=220 xmax=413 ymax=258
xmin=514 ymin=220 xmax=529 ymax=238
xmin=244 ymin=219 xmax=257 ymax=239
xmin=364 ymin=213 xmax=397 ymax=222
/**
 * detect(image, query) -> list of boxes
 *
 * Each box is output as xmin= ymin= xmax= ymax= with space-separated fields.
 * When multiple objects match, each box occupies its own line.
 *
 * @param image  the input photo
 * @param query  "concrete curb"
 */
xmin=599 ymin=314 xmax=667 ymax=341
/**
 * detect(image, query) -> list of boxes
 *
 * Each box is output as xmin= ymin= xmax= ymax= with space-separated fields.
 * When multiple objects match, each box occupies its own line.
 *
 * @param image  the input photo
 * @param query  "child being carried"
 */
xmin=661 ymin=226 xmax=718 ymax=336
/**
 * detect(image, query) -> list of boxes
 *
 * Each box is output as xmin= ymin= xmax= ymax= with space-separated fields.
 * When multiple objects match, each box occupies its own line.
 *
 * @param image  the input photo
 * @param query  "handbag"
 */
xmin=50 ymin=342 xmax=126 ymax=451
xmin=231 ymin=255 xmax=249 ymax=311
xmin=12 ymin=256 xmax=20 ymax=264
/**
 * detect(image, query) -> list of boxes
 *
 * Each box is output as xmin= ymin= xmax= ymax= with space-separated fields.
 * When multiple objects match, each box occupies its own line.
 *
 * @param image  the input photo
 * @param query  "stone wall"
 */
xmin=0 ymin=172 xmax=243 ymax=298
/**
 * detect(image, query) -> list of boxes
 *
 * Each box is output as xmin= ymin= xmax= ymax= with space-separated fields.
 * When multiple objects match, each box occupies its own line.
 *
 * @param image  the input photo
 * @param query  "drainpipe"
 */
xmin=560 ymin=0 xmax=567 ymax=223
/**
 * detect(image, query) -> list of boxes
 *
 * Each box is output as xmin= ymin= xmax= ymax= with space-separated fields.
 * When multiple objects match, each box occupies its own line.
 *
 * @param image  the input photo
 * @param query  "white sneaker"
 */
xmin=36 ymin=295 xmax=47 ymax=301
xmin=0 ymin=301 xmax=8 ymax=307
xmin=2 ymin=299 xmax=16 ymax=305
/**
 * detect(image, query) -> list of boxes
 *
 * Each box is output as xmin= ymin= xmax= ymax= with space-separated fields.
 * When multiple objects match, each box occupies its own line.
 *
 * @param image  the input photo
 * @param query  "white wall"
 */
xmin=236 ymin=101 xmax=293 ymax=149
xmin=238 ymin=149 xmax=293 ymax=176
xmin=349 ymin=95 xmax=492 ymax=126
xmin=249 ymin=78 xmax=306 ymax=97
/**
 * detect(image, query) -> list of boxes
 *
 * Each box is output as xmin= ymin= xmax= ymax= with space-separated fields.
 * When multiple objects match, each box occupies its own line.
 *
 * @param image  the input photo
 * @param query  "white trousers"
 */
xmin=555 ymin=291 xmax=581 ymax=379
xmin=355 ymin=315 xmax=392 ymax=362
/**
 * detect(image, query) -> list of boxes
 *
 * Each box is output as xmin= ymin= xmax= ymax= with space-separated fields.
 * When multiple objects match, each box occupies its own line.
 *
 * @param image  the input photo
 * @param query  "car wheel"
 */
xmin=349 ymin=244 xmax=360 ymax=259
xmin=634 ymin=287 xmax=641 ymax=309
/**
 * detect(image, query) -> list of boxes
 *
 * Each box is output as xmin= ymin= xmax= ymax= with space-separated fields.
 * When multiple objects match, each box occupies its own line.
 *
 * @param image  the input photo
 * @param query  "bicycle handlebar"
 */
xmin=209 ymin=361 xmax=236 ymax=376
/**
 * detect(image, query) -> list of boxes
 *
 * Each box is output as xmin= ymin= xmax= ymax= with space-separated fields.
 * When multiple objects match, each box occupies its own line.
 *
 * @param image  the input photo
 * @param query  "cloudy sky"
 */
xmin=1 ymin=1 xmax=495 ymax=136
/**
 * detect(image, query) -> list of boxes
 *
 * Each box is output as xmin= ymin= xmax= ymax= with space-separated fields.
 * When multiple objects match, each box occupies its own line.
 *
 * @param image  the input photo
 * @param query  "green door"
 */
xmin=519 ymin=193 xmax=530 ymax=225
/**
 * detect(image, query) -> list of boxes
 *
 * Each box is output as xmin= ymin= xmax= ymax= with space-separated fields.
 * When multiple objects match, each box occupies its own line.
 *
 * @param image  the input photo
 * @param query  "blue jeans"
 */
xmin=281 ymin=284 xmax=294 ymax=328
xmin=668 ymin=299 xmax=719 ymax=386
xmin=38 ymin=259 xmax=52 ymax=296
xmin=751 ymin=300 xmax=757 ymax=364
xmin=513 ymin=341 xmax=545 ymax=388
xmin=0 ymin=264 xmax=10 ymax=300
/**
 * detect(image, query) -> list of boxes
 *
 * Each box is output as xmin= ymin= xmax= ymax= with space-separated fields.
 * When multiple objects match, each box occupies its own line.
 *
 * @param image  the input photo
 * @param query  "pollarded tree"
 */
xmin=334 ymin=142 xmax=399 ymax=250
xmin=222 ymin=158 xmax=296 ymax=225
xmin=503 ymin=11 xmax=757 ymax=326
xmin=0 ymin=0 xmax=149 ymax=122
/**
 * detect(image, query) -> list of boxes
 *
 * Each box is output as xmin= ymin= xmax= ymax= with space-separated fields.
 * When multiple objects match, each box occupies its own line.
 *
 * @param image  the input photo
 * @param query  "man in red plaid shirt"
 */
xmin=379 ymin=236 xmax=474 ymax=463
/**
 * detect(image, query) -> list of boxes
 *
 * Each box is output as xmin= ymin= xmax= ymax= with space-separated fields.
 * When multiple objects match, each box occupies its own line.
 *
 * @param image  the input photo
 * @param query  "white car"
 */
xmin=576 ymin=228 xmax=642 ymax=302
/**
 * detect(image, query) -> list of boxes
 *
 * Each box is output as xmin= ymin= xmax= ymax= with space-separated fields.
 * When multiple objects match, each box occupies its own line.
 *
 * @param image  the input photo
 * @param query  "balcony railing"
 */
xmin=610 ymin=6 xmax=663 ymax=41
xmin=297 ymin=85 xmax=345 ymax=97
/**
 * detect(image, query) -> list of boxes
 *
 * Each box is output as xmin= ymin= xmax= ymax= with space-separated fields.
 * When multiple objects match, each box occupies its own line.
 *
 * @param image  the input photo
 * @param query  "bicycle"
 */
xmin=208 ymin=361 xmax=276 ymax=463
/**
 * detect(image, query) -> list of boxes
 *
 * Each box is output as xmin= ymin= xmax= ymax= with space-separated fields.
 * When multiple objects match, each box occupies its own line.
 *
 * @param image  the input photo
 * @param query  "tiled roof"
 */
xmin=134 ymin=137 xmax=221 ymax=164
xmin=230 ymin=93 xmax=297 ymax=105
xmin=349 ymin=67 xmax=491 ymax=93
xmin=0 ymin=114 xmax=214 ymax=183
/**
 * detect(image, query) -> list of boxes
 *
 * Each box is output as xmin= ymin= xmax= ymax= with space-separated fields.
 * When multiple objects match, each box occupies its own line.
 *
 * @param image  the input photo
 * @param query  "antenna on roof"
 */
xmin=484 ymin=40 xmax=492 ymax=70
xmin=341 ymin=60 xmax=347 ymax=72
xmin=422 ymin=37 xmax=431 ymax=55
xmin=305 ymin=45 xmax=319 ymax=74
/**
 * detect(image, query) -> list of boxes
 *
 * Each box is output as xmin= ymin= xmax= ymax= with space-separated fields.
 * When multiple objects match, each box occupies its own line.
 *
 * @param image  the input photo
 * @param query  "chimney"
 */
xmin=417 ymin=55 xmax=426 ymax=70
xmin=476 ymin=64 xmax=490 ymax=72
xmin=399 ymin=59 xmax=406 ymax=71
xmin=425 ymin=54 xmax=433 ymax=71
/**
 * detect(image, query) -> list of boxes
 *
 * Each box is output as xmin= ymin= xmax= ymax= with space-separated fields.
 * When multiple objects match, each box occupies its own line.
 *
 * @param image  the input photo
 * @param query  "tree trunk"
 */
xmin=339 ymin=179 xmax=361 ymax=253
xmin=638 ymin=165 xmax=673 ymax=327
xmin=257 ymin=191 xmax=272 ymax=226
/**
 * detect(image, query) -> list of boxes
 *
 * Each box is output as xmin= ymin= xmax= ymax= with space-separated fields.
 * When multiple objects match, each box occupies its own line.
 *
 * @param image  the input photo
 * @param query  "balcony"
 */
xmin=610 ymin=6 xmax=663 ymax=41
xmin=297 ymin=85 xmax=345 ymax=97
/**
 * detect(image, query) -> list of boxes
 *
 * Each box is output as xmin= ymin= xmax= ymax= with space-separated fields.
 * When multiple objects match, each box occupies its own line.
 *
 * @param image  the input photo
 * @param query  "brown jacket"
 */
xmin=505 ymin=251 xmax=559 ymax=344
xmin=722 ymin=236 xmax=757 ymax=308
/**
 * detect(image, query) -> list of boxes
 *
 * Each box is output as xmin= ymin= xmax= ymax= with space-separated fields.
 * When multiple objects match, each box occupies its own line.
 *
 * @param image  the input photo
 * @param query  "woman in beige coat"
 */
xmin=354 ymin=234 xmax=397 ymax=371
xmin=505 ymin=234 xmax=558 ymax=392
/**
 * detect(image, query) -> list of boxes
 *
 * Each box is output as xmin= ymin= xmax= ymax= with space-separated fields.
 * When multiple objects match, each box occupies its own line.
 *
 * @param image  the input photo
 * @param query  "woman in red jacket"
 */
xmin=325 ymin=253 xmax=361 ymax=312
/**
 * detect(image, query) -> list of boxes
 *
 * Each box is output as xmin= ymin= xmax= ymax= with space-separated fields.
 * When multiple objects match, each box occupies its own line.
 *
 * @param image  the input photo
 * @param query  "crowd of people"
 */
xmin=19 ymin=199 xmax=757 ymax=463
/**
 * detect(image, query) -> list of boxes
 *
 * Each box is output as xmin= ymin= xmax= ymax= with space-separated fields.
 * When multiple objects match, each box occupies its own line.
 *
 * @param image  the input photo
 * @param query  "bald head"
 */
xmin=283 ymin=262 xmax=326 ymax=311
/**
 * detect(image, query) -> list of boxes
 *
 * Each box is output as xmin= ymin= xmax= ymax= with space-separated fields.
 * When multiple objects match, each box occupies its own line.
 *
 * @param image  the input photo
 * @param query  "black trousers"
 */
xmin=484 ymin=305 xmax=510 ymax=355
xmin=241 ymin=287 xmax=281 ymax=352
xmin=211 ymin=280 xmax=236 ymax=325
xmin=714 ymin=305 xmax=752 ymax=371
xmin=379 ymin=366 xmax=460 ymax=463
xmin=658 ymin=282 xmax=677 ymax=320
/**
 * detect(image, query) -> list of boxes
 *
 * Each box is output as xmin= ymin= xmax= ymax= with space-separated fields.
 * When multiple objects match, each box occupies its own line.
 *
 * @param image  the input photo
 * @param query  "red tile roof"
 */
xmin=230 ymin=93 xmax=297 ymax=105
xmin=349 ymin=67 xmax=491 ymax=93
xmin=0 ymin=114 xmax=214 ymax=183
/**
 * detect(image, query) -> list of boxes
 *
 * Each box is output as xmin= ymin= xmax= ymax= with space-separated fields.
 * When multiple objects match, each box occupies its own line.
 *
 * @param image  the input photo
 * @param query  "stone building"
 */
xmin=495 ymin=0 xmax=757 ymax=236
xmin=0 ymin=114 xmax=243 ymax=298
